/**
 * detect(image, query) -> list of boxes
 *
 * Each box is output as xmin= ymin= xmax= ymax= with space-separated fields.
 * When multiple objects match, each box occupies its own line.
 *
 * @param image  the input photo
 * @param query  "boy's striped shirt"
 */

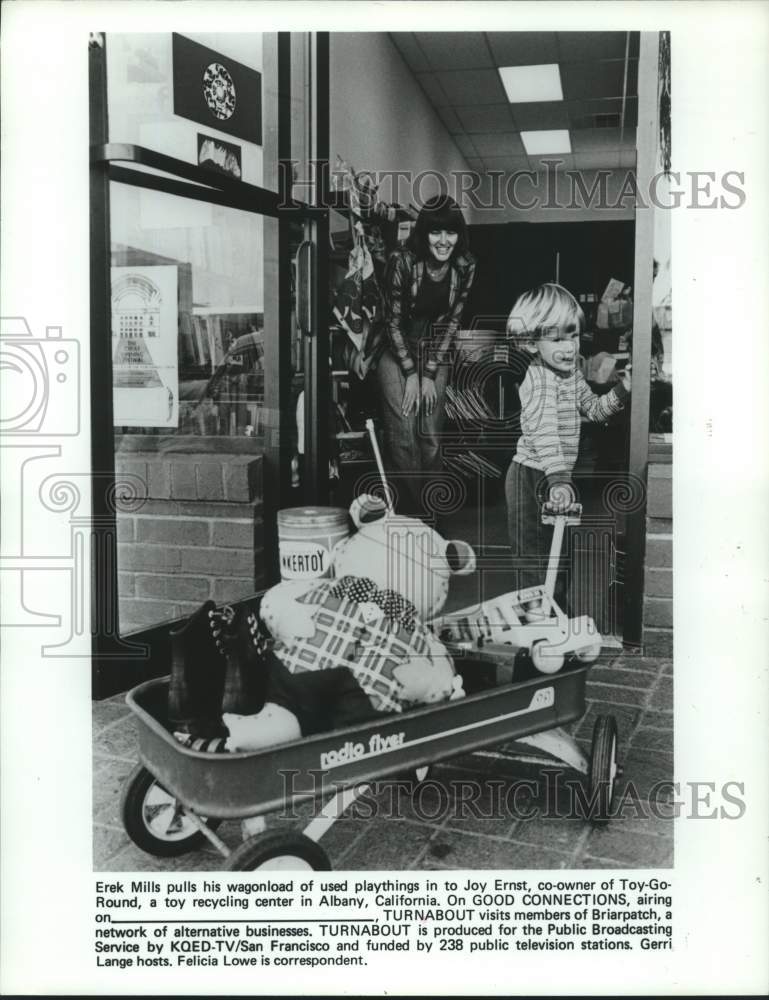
xmin=514 ymin=358 xmax=629 ymax=484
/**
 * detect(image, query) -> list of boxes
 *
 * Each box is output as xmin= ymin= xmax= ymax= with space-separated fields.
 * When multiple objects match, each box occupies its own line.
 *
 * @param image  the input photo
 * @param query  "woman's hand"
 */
xmin=402 ymin=373 xmax=420 ymax=416
xmin=350 ymin=349 xmax=366 ymax=380
xmin=421 ymin=376 xmax=438 ymax=415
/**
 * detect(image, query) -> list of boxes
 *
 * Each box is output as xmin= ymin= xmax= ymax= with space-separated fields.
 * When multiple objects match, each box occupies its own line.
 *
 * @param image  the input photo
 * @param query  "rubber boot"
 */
xmin=167 ymin=600 xmax=227 ymax=738
xmin=220 ymin=608 xmax=270 ymax=716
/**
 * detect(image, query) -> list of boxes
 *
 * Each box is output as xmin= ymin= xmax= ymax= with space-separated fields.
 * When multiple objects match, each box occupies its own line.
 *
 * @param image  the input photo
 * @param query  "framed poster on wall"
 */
xmin=111 ymin=264 xmax=179 ymax=427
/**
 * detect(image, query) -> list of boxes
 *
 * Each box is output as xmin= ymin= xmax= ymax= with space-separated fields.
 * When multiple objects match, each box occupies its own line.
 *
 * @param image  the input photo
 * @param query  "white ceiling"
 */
xmin=389 ymin=31 xmax=639 ymax=172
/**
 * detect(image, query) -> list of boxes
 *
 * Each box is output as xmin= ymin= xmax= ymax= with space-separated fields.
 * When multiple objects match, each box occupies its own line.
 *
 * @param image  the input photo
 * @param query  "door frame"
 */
xmin=622 ymin=31 xmax=660 ymax=649
xmin=89 ymin=31 xmax=330 ymax=696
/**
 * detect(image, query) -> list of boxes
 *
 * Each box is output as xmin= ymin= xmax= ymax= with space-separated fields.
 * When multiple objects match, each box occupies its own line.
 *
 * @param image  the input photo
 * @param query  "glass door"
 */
xmin=90 ymin=31 xmax=329 ymax=694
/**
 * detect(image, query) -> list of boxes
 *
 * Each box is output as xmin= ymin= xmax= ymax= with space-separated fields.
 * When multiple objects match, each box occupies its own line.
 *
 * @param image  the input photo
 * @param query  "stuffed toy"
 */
xmin=332 ymin=495 xmax=476 ymax=620
xmin=260 ymin=574 xmax=460 ymax=714
xmin=223 ymin=705 xmax=301 ymax=752
xmin=171 ymin=499 xmax=477 ymax=752
xmin=169 ymin=600 xmax=384 ymax=753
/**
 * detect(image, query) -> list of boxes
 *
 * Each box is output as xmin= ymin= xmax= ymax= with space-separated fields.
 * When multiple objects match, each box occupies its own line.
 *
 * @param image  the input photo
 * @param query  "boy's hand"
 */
xmin=421 ymin=376 xmax=437 ymax=415
xmin=548 ymin=482 xmax=576 ymax=513
xmin=620 ymin=364 xmax=632 ymax=393
xmin=402 ymin=373 xmax=420 ymax=416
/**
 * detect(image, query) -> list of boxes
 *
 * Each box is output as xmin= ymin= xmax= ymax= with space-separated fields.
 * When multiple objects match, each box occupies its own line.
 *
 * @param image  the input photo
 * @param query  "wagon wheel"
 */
xmin=589 ymin=715 xmax=620 ymax=825
xmin=530 ymin=639 xmax=565 ymax=675
xmin=225 ymin=831 xmax=331 ymax=871
xmin=120 ymin=764 xmax=221 ymax=857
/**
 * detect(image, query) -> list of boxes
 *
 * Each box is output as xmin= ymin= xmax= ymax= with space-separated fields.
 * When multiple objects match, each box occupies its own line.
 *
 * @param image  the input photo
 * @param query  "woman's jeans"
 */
xmin=376 ymin=348 xmax=449 ymax=517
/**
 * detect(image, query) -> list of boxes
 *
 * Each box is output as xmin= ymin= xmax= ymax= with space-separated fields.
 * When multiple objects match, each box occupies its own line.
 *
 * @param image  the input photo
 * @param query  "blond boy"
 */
xmin=505 ymin=283 xmax=631 ymax=617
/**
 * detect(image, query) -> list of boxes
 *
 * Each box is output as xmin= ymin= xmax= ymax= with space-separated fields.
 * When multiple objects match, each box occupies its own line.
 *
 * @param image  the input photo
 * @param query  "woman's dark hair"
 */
xmin=410 ymin=194 xmax=469 ymax=260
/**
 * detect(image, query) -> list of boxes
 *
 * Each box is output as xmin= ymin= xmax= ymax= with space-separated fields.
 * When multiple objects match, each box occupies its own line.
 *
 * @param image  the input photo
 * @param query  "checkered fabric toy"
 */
xmin=263 ymin=575 xmax=450 ymax=714
xmin=330 ymin=575 xmax=418 ymax=633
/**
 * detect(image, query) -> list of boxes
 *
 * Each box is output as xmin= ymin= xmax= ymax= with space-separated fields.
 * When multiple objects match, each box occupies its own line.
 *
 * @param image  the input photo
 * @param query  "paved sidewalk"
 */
xmin=93 ymin=651 xmax=673 ymax=871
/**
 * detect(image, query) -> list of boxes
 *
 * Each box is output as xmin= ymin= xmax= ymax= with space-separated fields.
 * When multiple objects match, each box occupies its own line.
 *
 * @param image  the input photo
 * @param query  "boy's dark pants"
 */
xmin=505 ymin=460 xmax=571 ymax=614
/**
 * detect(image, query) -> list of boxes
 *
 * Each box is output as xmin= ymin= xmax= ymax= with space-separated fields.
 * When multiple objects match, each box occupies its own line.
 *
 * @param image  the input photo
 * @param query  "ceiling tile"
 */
xmin=452 ymin=133 xmax=480 ymax=157
xmin=527 ymin=153 xmax=576 ymax=174
xmin=415 ymin=32 xmax=493 ymax=70
xmin=471 ymin=132 xmax=526 ymax=156
xmin=571 ymin=127 xmax=637 ymax=153
xmin=566 ymin=97 xmax=631 ymax=129
xmin=437 ymin=105 xmax=464 ymax=133
xmin=557 ymin=31 xmax=630 ymax=63
xmin=560 ymin=60 xmax=627 ymax=100
xmin=486 ymin=32 xmax=559 ymax=66
xmin=435 ymin=68 xmax=508 ymax=105
xmin=573 ymin=151 xmax=621 ymax=170
xmin=522 ymin=128 xmax=572 ymax=155
xmin=571 ymin=127 xmax=623 ymax=152
xmin=389 ymin=33 xmax=430 ymax=73
xmin=455 ymin=104 xmax=515 ymax=133
xmin=480 ymin=155 xmax=532 ymax=173
xmin=511 ymin=101 xmax=571 ymax=130
xmin=499 ymin=63 xmax=563 ymax=102
xmin=414 ymin=72 xmax=450 ymax=107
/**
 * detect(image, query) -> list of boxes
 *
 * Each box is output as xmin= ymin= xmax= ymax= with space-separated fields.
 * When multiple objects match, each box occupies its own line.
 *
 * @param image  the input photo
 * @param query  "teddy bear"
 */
xmin=332 ymin=495 xmax=476 ymax=620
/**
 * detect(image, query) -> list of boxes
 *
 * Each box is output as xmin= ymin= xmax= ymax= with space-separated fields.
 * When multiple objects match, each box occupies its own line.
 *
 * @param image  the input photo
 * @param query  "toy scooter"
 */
xmin=430 ymin=501 xmax=602 ymax=676
xmin=363 ymin=418 xmax=600 ymax=676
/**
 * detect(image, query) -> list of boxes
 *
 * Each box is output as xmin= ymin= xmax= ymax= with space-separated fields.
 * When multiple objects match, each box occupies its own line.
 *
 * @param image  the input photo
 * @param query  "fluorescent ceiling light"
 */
xmin=498 ymin=64 xmax=563 ymax=103
xmin=521 ymin=130 xmax=572 ymax=155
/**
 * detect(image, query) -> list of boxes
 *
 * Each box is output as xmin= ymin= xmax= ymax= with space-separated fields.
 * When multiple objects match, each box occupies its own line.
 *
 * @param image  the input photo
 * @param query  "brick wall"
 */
xmin=643 ymin=462 xmax=672 ymax=655
xmin=115 ymin=451 xmax=264 ymax=634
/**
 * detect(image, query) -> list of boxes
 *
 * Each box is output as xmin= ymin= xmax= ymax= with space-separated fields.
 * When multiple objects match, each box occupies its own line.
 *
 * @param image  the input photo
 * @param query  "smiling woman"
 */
xmin=366 ymin=195 xmax=477 ymax=518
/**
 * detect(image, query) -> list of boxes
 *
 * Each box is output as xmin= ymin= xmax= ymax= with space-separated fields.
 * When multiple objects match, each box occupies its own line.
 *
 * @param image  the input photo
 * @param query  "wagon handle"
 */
xmin=365 ymin=418 xmax=394 ymax=514
xmin=541 ymin=502 xmax=582 ymax=601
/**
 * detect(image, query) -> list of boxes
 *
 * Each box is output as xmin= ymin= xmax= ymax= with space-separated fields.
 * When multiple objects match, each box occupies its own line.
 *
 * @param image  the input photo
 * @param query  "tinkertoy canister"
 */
xmin=277 ymin=507 xmax=349 ymax=581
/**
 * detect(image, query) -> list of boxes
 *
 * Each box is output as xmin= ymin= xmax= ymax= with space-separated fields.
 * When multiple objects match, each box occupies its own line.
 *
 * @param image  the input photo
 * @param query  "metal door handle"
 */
xmin=295 ymin=240 xmax=314 ymax=336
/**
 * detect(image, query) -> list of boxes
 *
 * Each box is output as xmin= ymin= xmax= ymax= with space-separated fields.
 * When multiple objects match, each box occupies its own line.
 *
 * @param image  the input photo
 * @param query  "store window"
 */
xmin=93 ymin=32 xmax=319 ymax=645
xmin=111 ymin=183 xmax=265 ymax=436
xmin=106 ymin=32 xmax=273 ymax=189
xmin=110 ymin=184 xmax=279 ymax=635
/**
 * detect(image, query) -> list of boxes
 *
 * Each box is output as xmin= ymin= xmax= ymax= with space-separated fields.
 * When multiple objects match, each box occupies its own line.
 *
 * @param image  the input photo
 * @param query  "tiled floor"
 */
xmin=93 ymin=650 xmax=674 ymax=872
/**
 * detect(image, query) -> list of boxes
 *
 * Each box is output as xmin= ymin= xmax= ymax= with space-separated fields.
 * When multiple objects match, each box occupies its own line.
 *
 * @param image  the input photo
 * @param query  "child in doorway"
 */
xmin=505 ymin=283 xmax=632 ymax=618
